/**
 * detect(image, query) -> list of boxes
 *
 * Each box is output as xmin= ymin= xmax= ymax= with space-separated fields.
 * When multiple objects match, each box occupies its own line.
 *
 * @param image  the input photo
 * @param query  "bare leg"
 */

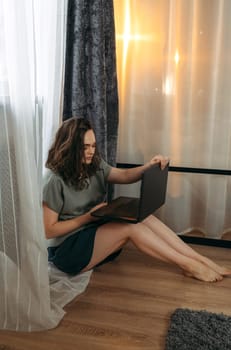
xmin=82 ymin=221 xmax=222 ymax=282
xmin=143 ymin=215 xmax=231 ymax=276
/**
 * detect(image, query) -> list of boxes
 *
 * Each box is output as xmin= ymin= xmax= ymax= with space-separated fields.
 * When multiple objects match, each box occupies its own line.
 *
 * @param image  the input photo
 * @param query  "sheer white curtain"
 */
xmin=0 ymin=0 xmax=91 ymax=332
xmin=114 ymin=0 xmax=231 ymax=239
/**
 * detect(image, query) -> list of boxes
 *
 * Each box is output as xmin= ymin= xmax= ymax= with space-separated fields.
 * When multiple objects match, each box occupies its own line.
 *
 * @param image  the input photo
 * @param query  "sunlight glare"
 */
xmin=174 ymin=50 xmax=180 ymax=65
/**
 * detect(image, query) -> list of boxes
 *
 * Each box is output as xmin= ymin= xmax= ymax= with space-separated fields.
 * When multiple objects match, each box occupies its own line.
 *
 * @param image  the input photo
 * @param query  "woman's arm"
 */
xmin=107 ymin=154 xmax=169 ymax=184
xmin=43 ymin=202 xmax=106 ymax=239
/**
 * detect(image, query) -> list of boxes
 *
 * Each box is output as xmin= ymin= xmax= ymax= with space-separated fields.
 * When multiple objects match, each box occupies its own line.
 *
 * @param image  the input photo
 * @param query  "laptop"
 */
xmin=91 ymin=163 xmax=169 ymax=223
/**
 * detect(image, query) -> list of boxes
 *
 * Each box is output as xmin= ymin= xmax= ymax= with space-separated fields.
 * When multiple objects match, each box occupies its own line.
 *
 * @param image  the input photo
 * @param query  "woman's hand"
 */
xmin=88 ymin=202 xmax=108 ymax=221
xmin=90 ymin=202 xmax=108 ymax=213
xmin=149 ymin=154 xmax=169 ymax=170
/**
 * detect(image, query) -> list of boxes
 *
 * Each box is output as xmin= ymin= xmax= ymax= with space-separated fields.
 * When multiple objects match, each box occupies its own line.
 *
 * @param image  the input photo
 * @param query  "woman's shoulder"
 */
xmin=42 ymin=169 xmax=65 ymax=211
xmin=43 ymin=169 xmax=64 ymax=189
xmin=99 ymin=158 xmax=112 ymax=168
xmin=98 ymin=158 xmax=112 ymax=179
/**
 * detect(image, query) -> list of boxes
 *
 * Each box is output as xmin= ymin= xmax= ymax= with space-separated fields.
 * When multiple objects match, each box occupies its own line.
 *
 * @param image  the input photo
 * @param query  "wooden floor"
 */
xmin=1 ymin=242 xmax=231 ymax=350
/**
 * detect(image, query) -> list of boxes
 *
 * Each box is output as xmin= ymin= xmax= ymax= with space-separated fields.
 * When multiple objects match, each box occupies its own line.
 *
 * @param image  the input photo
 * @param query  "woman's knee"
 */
xmin=143 ymin=214 xmax=157 ymax=225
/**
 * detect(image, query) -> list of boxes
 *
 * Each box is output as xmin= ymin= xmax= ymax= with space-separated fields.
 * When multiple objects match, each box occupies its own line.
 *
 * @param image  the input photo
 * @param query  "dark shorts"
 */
xmin=47 ymin=222 xmax=122 ymax=275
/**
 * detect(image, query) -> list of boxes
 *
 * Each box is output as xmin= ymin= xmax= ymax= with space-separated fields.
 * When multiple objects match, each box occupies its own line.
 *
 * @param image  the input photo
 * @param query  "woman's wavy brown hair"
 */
xmin=46 ymin=117 xmax=100 ymax=189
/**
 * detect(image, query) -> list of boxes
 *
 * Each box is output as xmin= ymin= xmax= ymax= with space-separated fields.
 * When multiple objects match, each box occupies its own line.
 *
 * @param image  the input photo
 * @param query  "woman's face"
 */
xmin=83 ymin=129 xmax=96 ymax=164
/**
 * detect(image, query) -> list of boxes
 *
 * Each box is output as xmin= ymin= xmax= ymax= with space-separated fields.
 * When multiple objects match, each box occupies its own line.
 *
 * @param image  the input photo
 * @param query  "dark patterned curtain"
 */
xmin=63 ymin=0 xmax=119 ymax=167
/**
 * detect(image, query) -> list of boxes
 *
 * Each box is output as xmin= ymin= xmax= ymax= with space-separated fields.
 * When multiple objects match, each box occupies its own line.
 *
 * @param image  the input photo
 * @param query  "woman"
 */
xmin=43 ymin=117 xmax=230 ymax=282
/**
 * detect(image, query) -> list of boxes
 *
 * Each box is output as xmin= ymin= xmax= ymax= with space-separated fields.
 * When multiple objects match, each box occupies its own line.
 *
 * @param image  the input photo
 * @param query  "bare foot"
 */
xmin=183 ymin=260 xmax=223 ymax=282
xmin=199 ymin=256 xmax=231 ymax=277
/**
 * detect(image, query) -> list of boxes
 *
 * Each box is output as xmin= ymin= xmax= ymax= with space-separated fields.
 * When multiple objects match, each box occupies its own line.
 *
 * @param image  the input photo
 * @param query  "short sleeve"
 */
xmin=100 ymin=159 xmax=112 ymax=180
xmin=43 ymin=174 xmax=64 ymax=214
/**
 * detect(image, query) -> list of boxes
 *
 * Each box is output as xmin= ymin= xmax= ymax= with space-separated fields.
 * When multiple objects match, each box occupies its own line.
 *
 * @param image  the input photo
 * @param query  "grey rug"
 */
xmin=165 ymin=308 xmax=231 ymax=350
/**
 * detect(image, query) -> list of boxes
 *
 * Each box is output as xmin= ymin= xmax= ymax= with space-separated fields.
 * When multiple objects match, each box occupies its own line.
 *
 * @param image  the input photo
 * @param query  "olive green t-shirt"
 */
xmin=43 ymin=159 xmax=112 ymax=246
